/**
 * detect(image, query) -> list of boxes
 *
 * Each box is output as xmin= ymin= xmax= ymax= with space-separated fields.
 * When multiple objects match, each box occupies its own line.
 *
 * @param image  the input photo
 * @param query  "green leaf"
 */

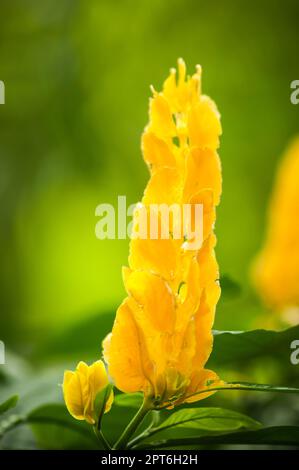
xmin=0 ymin=395 xmax=18 ymax=415
xmin=226 ymin=382 xmax=299 ymax=394
xmin=128 ymin=407 xmax=260 ymax=448
xmin=183 ymin=382 xmax=299 ymax=402
xmin=149 ymin=407 xmax=260 ymax=433
xmin=138 ymin=426 xmax=299 ymax=449
xmin=94 ymin=383 xmax=113 ymax=429
xmin=197 ymin=426 xmax=299 ymax=446
xmin=209 ymin=325 xmax=299 ymax=371
xmin=114 ymin=393 xmax=143 ymax=408
xmin=27 ymin=404 xmax=98 ymax=450
xmin=1 ymin=403 xmax=99 ymax=450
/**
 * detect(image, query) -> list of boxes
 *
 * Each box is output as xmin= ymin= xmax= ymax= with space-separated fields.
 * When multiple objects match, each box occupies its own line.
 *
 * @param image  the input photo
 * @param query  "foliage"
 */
xmin=1 ymin=325 xmax=299 ymax=449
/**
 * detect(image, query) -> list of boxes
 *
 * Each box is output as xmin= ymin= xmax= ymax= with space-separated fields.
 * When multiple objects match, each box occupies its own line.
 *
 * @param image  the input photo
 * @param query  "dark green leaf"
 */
xmin=209 ymin=325 xmax=299 ymax=371
xmin=28 ymin=404 xmax=98 ymax=450
xmin=138 ymin=426 xmax=299 ymax=449
xmin=183 ymin=382 xmax=299 ymax=402
xmin=94 ymin=384 xmax=113 ymax=429
xmin=226 ymin=382 xmax=299 ymax=394
xmin=0 ymin=395 xmax=18 ymax=415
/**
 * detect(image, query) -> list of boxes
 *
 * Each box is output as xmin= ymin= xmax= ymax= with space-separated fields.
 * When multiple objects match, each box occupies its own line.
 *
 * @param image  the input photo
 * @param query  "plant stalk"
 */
xmin=113 ymin=396 xmax=153 ymax=450
xmin=93 ymin=426 xmax=111 ymax=450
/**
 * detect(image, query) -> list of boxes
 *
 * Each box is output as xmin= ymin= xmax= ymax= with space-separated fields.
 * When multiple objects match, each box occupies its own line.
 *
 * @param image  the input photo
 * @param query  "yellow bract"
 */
xmin=252 ymin=137 xmax=299 ymax=323
xmin=103 ymin=59 xmax=223 ymax=408
xmin=63 ymin=360 xmax=113 ymax=424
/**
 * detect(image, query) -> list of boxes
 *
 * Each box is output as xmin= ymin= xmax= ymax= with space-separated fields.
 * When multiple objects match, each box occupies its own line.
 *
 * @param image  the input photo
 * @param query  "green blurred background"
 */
xmin=1 ymin=0 xmax=299 ymax=352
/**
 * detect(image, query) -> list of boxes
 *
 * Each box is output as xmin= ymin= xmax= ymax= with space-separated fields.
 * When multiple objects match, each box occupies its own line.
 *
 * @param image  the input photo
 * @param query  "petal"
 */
xmin=142 ymin=132 xmax=176 ymax=169
xmin=76 ymin=362 xmax=93 ymax=422
xmin=184 ymin=147 xmax=222 ymax=205
xmin=125 ymin=270 xmax=175 ymax=332
xmin=188 ymin=189 xmax=215 ymax=243
xmin=143 ymin=167 xmax=182 ymax=206
xmin=176 ymin=256 xmax=202 ymax=327
xmin=188 ymin=95 xmax=222 ymax=150
xmin=63 ymin=370 xmax=74 ymax=387
xmin=184 ymin=369 xmax=222 ymax=403
xmin=124 ymin=273 xmax=177 ymax=379
xmin=88 ymin=360 xmax=109 ymax=398
xmin=129 ymin=237 xmax=178 ymax=281
xmin=63 ymin=371 xmax=85 ymax=420
xmin=149 ymin=93 xmax=176 ymax=139
xmin=162 ymin=67 xmax=178 ymax=113
xmin=106 ymin=298 xmax=151 ymax=393
xmin=174 ymin=320 xmax=197 ymax=378
xmin=76 ymin=361 xmax=89 ymax=376
xmin=197 ymin=234 xmax=220 ymax=292
xmin=192 ymin=289 xmax=218 ymax=371
xmin=76 ymin=362 xmax=90 ymax=400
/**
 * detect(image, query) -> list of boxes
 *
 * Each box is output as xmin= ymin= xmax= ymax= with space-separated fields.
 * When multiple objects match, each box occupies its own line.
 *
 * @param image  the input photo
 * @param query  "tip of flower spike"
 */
xmin=196 ymin=64 xmax=202 ymax=75
xmin=150 ymin=84 xmax=157 ymax=96
xmin=193 ymin=65 xmax=202 ymax=85
xmin=177 ymin=58 xmax=186 ymax=83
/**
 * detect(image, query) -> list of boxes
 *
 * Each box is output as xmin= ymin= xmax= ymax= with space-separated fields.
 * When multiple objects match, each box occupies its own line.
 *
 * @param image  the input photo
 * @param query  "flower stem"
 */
xmin=93 ymin=427 xmax=111 ymax=450
xmin=113 ymin=396 xmax=153 ymax=450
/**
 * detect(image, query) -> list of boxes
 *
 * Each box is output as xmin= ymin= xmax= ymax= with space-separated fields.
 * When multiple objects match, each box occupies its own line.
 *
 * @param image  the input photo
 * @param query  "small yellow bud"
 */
xmin=63 ymin=360 xmax=113 ymax=424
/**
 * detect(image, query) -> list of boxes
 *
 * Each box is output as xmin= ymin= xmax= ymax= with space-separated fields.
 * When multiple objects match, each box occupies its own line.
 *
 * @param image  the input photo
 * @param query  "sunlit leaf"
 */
xmin=128 ymin=407 xmax=261 ymax=448
xmin=148 ymin=407 xmax=260 ymax=433
xmin=114 ymin=393 xmax=143 ymax=408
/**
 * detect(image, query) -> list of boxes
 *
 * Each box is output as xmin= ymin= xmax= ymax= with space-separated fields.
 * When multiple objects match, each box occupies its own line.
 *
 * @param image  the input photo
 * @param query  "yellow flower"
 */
xmin=252 ymin=137 xmax=299 ymax=323
xmin=103 ymin=59 xmax=223 ymax=408
xmin=63 ymin=360 xmax=113 ymax=424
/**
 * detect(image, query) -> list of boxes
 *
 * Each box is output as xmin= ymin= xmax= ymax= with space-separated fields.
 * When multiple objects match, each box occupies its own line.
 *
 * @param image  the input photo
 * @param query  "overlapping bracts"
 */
xmin=103 ymin=59 xmax=223 ymax=407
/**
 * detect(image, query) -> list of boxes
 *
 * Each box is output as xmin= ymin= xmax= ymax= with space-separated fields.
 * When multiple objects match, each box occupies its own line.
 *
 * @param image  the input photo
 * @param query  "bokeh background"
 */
xmin=1 ymin=0 xmax=299 ymax=346
xmin=1 ymin=0 xmax=299 ymax=450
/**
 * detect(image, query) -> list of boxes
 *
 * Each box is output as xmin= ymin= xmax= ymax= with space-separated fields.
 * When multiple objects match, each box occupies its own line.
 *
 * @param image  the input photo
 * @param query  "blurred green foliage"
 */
xmin=0 ymin=0 xmax=299 ymax=351
xmin=1 ymin=1 xmax=299 ymax=450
